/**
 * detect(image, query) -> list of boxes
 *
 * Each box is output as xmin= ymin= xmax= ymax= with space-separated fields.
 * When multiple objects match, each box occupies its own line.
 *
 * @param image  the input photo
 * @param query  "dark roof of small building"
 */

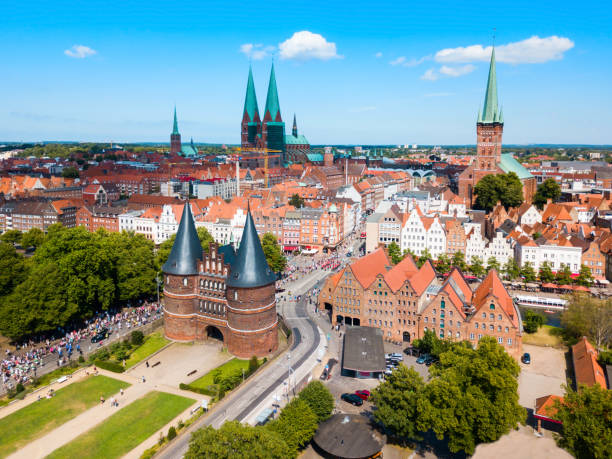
xmin=227 ymin=208 xmax=276 ymax=288
xmin=162 ymin=202 xmax=203 ymax=275
xmin=313 ymin=414 xmax=385 ymax=459
xmin=342 ymin=326 xmax=386 ymax=373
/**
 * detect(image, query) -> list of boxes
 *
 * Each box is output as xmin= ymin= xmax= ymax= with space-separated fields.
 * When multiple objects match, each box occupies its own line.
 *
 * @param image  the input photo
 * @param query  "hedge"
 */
xmin=94 ymin=360 xmax=125 ymax=373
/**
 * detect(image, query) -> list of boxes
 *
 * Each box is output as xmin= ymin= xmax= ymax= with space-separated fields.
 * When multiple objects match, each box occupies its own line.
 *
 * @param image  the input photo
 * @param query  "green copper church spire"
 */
xmin=172 ymin=106 xmax=179 ymax=135
xmin=480 ymin=48 xmax=501 ymax=124
xmin=243 ymin=65 xmax=259 ymax=121
xmin=264 ymin=63 xmax=281 ymax=121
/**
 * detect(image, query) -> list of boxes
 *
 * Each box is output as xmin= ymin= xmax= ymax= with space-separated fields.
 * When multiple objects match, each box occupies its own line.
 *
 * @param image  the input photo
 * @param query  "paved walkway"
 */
xmin=8 ymin=368 xmax=198 ymax=459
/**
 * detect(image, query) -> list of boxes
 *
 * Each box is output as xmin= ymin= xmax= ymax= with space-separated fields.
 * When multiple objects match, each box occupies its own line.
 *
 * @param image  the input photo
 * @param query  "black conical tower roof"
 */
xmin=227 ymin=208 xmax=276 ymax=288
xmin=162 ymin=202 xmax=202 ymax=275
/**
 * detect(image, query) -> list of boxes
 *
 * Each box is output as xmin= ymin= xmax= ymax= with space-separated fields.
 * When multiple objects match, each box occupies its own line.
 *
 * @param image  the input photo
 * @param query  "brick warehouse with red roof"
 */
xmin=318 ymin=248 xmax=523 ymax=359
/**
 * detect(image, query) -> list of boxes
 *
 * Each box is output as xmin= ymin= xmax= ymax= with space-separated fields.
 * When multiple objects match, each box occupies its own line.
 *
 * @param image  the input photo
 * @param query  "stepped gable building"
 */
xmin=458 ymin=49 xmax=536 ymax=206
xmin=162 ymin=202 xmax=278 ymax=357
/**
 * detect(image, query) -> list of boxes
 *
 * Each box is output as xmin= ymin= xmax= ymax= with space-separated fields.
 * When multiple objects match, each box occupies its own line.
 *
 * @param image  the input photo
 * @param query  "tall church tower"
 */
xmin=261 ymin=63 xmax=285 ymax=166
xmin=241 ymin=66 xmax=261 ymax=149
xmin=170 ymin=107 xmax=182 ymax=155
xmin=475 ymin=49 xmax=503 ymax=173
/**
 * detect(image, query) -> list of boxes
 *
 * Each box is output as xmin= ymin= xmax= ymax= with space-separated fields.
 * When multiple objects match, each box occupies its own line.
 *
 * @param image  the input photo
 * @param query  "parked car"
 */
xmin=91 ymin=329 xmax=109 ymax=343
xmin=416 ymin=354 xmax=429 ymax=364
xmin=521 ymin=353 xmax=531 ymax=364
xmin=390 ymin=353 xmax=403 ymax=360
xmin=341 ymin=393 xmax=363 ymax=406
xmin=355 ymin=390 xmax=371 ymax=400
xmin=425 ymin=356 xmax=437 ymax=366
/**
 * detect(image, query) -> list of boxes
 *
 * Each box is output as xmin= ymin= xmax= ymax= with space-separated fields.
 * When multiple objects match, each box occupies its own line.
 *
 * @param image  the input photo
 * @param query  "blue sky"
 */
xmin=1 ymin=0 xmax=611 ymax=145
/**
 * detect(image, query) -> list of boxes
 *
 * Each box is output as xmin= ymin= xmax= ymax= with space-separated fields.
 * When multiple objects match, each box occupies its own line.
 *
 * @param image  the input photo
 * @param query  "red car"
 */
xmin=355 ymin=390 xmax=371 ymax=400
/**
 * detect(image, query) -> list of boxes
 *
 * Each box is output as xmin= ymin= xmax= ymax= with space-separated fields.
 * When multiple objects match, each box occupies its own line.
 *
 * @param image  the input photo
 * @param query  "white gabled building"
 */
xmin=483 ymin=230 xmax=514 ymax=266
xmin=401 ymin=207 xmax=428 ymax=256
xmin=465 ymin=228 xmax=487 ymax=262
xmin=424 ymin=216 xmax=446 ymax=259
xmin=515 ymin=235 xmax=582 ymax=273
xmin=517 ymin=204 xmax=542 ymax=226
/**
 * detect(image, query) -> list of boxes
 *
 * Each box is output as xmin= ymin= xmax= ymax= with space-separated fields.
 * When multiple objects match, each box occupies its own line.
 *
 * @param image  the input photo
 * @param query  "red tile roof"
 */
xmin=473 ymin=269 xmax=517 ymax=327
xmin=572 ymin=336 xmax=607 ymax=388
xmin=349 ymin=248 xmax=391 ymax=289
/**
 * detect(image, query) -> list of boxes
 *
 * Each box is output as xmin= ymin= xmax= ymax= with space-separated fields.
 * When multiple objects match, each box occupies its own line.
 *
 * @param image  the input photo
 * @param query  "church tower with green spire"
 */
xmin=261 ymin=63 xmax=285 ymax=166
xmin=475 ymin=48 xmax=503 ymax=170
xmin=170 ymin=107 xmax=182 ymax=155
xmin=241 ymin=65 xmax=262 ymax=149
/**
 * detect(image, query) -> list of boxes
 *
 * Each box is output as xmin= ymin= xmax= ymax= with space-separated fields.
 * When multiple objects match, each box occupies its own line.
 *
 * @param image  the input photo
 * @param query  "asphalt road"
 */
xmin=157 ymin=274 xmax=325 ymax=459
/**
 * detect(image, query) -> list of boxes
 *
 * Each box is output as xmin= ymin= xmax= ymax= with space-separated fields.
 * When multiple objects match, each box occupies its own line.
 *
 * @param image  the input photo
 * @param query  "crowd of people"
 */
xmin=1 ymin=301 xmax=162 ymax=393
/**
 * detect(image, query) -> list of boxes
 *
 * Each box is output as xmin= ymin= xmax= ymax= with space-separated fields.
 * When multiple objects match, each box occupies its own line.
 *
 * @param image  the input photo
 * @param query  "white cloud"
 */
xmin=439 ymin=64 xmax=476 ymax=77
xmin=279 ymin=31 xmax=341 ymax=60
xmin=375 ymin=52 xmax=383 ymax=58
xmin=64 ymin=45 xmax=97 ymax=59
xmin=390 ymin=55 xmax=429 ymax=67
xmin=435 ymin=35 xmax=574 ymax=64
xmin=240 ymin=43 xmax=275 ymax=60
xmin=420 ymin=68 xmax=439 ymax=81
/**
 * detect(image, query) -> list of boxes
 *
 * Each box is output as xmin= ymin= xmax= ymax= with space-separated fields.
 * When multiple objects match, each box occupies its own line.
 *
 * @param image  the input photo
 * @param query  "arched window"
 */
xmin=440 ymin=299 xmax=445 ymax=309
xmin=183 ymin=278 xmax=188 ymax=287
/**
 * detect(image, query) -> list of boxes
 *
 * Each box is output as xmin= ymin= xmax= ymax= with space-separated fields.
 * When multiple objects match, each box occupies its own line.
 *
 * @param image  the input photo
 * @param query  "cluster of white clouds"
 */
xmin=64 ymin=45 xmax=97 ymax=59
xmin=387 ymin=35 xmax=574 ymax=81
xmin=240 ymin=31 xmax=341 ymax=62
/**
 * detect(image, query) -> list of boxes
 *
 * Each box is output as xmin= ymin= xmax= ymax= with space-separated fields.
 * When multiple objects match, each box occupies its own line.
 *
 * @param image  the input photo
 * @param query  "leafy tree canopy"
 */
xmin=266 ymin=398 xmax=318 ymax=456
xmin=298 ymin=381 xmax=335 ymax=423
xmin=20 ymin=228 xmax=45 ymax=248
xmin=61 ymin=166 xmax=80 ymax=178
xmin=470 ymin=256 xmax=485 ymax=277
xmin=474 ymin=172 xmax=524 ymax=212
xmin=521 ymin=262 xmax=537 ymax=283
xmin=288 ymin=194 xmax=304 ymax=209
xmin=261 ymin=233 xmax=287 ymax=273
xmin=561 ymin=295 xmax=611 ymax=348
xmin=0 ymin=230 xmax=22 ymax=245
xmin=533 ymin=178 xmax=561 ymax=210
xmin=523 ymin=309 xmax=546 ymax=334
xmin=538 ymin=261 xmax=555 ymax=284
xmin=387 ymin=242 xmax=403 ymax=265
xmin=186 ymin=421 xmax=291 ymax=459
xmin=503 ymin=258 xmax=520 ymax=281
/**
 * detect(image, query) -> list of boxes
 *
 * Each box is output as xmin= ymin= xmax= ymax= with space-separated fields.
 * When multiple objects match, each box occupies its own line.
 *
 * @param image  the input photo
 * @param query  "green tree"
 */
xmin=266 ymin=398 xmax=318 ymax=456
xmin=418 ymin=337 xmax=525 ymax=454
xmin=474 ymin=173 xmax=524 ymax=211
xmin=553 ymin=384 xmax=612 ymax=459
xmin=186 ymin=421 xmax=291 ymax=459
xmin=503 ymin=258 xmax=520 ymax=280
xmin=533 ymin=178 xmax=561 ymax=210
xmin=418 ymin=248 xmax=432 ymax=267
xmin=0 ymin=242 xmax=28 ymax=296
xmin=561 ymin=295 xmax=611 ymax=348
xmin=520 ymin=262 xmax=536 ymax=282
xmin=288 ymin=194 xmax=304 ymax=208
xmin=20 ymin=228 xmax=45 ymax=248
xmin=538 ymin=261 xmax=555 ymax=283
xmin=387 ymin=242 xmax=403 ymax=265
xmin=371 ymin=365 xmax=426 ymax=440
xmin=451 ymin=251 xmax=467 ymax=271
xmin=523 ymin=309 xmax=546 ymax=334
xmin=470 ymin=256 xmax=485 ymax=277
xmin=436 ymin=253 xmax=451 ymax=274
xmin=0 ymin=230 xmax=22 ymax=245
xmin=556 ymin=264 xmax=573 ymax=285
xmin=486 ymin=256 xmax=500 ymax=272
xmin=61 ymin=166 xmax=80 ymax=178
xmin=261 ymin=233 xmax=287 ymax=273
xmin=297 ymin=381 xmax=335 ymax=423
xmin=576 ymin=265 xmax=593 ymax=286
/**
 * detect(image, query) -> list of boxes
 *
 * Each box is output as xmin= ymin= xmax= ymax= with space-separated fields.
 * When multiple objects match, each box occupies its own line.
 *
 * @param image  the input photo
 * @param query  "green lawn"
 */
xmin=0 ymin=375 xmax=129 ymax=458
xmin=188 ymin=358 xmax=250 ymax=390
xmin=124 ymin=332 xmax=170 ymax=368
xmin=522 ymin=325 xmax=564 ymax=348
xmin=46 ymin=391 xmax=195 ymax=459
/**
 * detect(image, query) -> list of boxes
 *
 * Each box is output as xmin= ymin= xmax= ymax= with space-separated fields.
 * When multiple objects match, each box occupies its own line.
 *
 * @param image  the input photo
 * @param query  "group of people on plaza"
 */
xmin=1 ymin=301 xmax=161 ymax=393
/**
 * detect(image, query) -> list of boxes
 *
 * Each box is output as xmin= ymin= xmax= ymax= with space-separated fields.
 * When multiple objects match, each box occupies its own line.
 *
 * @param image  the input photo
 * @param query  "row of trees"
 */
xmin=0 ymin=225 xmax=157 ymax=341
xmin=474 ymin=174 xmax=562 ymax=213
xmin=372 ymin=335 xmax=525 ymax=454
xmin=185 ymin=381 xmax=334 ymax=458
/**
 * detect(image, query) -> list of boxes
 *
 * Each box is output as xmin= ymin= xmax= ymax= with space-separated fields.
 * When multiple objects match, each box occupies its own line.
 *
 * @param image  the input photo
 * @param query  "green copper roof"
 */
xmin=285 ymin=133 xmax=310 ymax=145
xmin=306 ymin=153 xmax=324 ymax=162
xmin=172 ymin=107 xmax=179 ymax=135
xmin=243 ymin=66 xmax=260 ymax=121
xmin=480 ymin=48 xmax=502 ymax=124
xmin=498 ymin=153 xmax=532 ymax=179
xmin=264 ymin=63 xmax=281 ymax=121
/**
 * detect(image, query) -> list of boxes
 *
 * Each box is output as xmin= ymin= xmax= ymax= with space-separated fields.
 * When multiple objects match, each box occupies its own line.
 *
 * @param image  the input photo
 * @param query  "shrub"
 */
xmin=15 ymin=383 xmax=25 ymax=394
xmin=212 ymin=369 xmax=223 ymax=384
xmin=89 ymin=348 xmax=110 ymax=362
xmin=248 ymin=356 xmax=259 ymax=375
xmin=167 ymin=426 xmax=177 ymax=440
xmin=178 ymin=419 xmax=185 ymax=429
xmin=131 ymin=330 xmax=144 ymax=346
xmin=114 ymin=349 xmax=130 ymax=362
xmin=78 ymin=355 xmax=85 ymax=363
xmin=94 ymin=360 xmax=125 ymax=373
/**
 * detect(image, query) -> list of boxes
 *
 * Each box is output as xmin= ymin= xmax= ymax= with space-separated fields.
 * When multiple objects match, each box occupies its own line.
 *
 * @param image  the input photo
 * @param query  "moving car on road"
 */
xmin=341 ymin=393 xmax=364 ymax=406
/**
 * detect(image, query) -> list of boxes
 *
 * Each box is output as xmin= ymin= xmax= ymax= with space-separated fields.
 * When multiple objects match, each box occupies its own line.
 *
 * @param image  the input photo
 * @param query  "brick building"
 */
xmin=318 ymin=248 xmax=523 ymax=359
xmin=76 ymin=205 xmax=121 ymax=232
xmin=162 ymin=203 xmax=278 ymax=358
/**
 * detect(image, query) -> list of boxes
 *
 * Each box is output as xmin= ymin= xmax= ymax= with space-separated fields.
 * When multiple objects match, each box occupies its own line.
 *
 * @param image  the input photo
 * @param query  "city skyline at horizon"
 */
xmin=2 ymin=1 xmax=611 ymax=145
